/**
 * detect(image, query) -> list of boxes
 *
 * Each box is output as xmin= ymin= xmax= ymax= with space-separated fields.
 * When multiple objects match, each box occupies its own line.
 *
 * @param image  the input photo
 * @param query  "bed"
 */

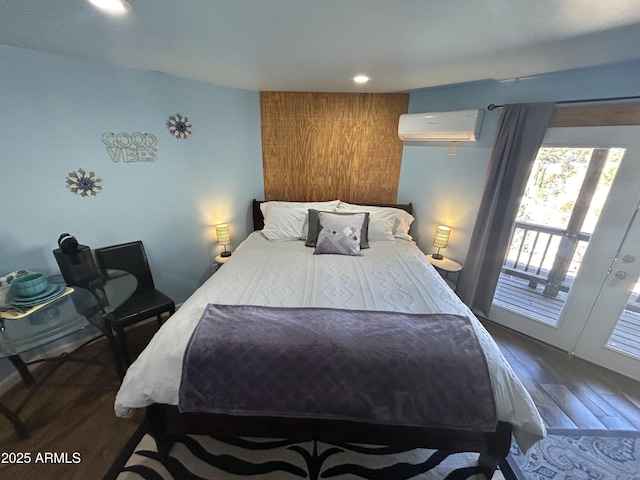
xmin=114 ymin=200 xmax=545 ymax=478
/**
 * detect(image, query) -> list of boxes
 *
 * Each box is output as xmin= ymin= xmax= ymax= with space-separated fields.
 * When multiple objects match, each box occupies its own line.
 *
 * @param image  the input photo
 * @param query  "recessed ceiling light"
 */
xmin=88 ymin=0 xmax=132 ymax=13
xmin=353 ymin=75 xmax=370 ymax=84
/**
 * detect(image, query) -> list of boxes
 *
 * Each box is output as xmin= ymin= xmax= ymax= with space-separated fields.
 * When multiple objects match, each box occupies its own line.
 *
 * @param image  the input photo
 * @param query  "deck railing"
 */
xmin=500 ymin=221 xmax=640 ymax=325
xmin=501 ymin=221 xmax=591 ymax=297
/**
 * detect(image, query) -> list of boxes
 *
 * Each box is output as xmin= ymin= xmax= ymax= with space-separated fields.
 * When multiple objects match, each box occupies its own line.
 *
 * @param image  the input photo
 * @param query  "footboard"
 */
xmin=145 ymin=404 xmax=512 ymax=477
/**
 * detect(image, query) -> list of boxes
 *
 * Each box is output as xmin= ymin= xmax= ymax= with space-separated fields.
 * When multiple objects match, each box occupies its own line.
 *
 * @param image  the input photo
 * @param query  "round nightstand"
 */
xmin=212 ymin=254 xmax=232 ymax=273
xmin=426 ymin=255 xmax=462 ymax=290
xmin=215 ymin=254 xmax=231 ymax=264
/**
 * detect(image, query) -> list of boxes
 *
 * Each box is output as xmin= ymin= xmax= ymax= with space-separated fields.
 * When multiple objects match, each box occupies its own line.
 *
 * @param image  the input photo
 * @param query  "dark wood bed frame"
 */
xmin=144 ymin=200 xmax=512 ymax=478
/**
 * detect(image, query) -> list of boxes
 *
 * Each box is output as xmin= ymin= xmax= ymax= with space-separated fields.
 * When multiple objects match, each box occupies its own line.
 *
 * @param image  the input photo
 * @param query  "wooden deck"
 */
xmin=493 ymin=273 xmax=640 ymax=358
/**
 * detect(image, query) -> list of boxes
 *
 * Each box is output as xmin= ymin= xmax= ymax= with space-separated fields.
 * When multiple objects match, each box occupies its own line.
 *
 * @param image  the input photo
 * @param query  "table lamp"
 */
xmin=432 ymin=226 xmax=450 ymax=260
xmin=215 ymin=224 xmax=232 ymax=257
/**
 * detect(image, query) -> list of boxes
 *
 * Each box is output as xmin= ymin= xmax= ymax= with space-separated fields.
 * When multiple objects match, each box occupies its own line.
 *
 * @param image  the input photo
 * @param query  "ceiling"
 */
xmin=2 ymin=0 xmax=640 ymax=93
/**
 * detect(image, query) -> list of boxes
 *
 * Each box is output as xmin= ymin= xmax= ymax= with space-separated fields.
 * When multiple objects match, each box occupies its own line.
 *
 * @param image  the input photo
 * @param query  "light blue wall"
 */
xmin=399 ymin=60 xmax=640 ymax=265
xmin=0 ymin=45 xmax=264 ymax=303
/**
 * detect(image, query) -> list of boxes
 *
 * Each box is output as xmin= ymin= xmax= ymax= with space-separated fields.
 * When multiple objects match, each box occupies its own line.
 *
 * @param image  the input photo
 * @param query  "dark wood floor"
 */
xmin=483 ymin=318 xmax=640 ymax=431
xmin=0 ymin=332 xmax=144 ymax=480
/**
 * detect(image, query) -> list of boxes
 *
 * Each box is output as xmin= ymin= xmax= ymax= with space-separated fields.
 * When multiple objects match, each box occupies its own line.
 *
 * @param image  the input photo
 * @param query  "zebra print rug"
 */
xmin=110 ymin=432 xmax=509 ymax=480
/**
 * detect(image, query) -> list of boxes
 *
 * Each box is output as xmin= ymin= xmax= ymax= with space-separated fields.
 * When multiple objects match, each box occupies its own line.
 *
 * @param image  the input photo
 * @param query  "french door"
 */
xmin=490 ymin=126 xmax=640 ymax=380
xmin=574 ymin=204 xmax=640 ymax=380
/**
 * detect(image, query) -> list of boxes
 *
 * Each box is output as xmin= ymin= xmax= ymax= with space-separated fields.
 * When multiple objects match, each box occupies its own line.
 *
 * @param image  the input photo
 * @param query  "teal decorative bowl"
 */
xmin=11 ymin=273 xmax=48 ymax=297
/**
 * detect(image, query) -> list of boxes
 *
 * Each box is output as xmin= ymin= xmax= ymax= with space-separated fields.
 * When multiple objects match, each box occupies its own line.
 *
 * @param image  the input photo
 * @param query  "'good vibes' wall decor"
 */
xmin=102 ymin=132 xmax=157 ymax=163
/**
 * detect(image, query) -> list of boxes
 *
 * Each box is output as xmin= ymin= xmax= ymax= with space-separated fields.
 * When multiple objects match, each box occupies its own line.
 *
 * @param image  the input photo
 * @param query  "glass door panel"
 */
xmin=574 ymin=203 xmax=640 ymax=381
xmin=494 ymin=146 xmax=623 ymax=326
xmin=607 ymin=277 xmax=640 ymax=358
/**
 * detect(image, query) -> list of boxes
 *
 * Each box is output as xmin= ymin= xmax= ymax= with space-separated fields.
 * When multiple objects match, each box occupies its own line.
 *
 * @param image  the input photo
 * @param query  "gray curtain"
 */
xmin=457 ymin=103 xmax=555 ymax=316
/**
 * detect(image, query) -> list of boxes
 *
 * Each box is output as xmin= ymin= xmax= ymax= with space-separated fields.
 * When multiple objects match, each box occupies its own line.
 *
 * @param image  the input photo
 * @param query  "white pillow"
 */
xmin=262 ymin=204 xmax=308 ymax=241
xmin=336 ymin=202 xmax=414 ymax=242
xmin=260 ymin=200 xmax=340 ymax=239
xmin=368 ymin=214 xmax=396 ymax=242
xmin=392 ymin=214 xmax=414 ymax=241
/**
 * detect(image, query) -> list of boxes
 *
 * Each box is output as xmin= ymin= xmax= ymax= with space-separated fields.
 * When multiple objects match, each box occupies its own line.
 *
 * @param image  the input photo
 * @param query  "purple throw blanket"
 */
xmin=179 ymin=304 xmax=496 ymax=431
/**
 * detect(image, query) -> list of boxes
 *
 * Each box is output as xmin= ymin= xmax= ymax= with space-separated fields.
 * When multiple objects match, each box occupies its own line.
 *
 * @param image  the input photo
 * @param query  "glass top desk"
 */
xmin=0 ymin=270 xmax=136 ymax=437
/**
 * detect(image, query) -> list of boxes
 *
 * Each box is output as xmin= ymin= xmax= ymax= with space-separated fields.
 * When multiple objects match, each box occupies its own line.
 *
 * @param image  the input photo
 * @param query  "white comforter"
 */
xmin=115 ymin=232 xmax=545 ymax=451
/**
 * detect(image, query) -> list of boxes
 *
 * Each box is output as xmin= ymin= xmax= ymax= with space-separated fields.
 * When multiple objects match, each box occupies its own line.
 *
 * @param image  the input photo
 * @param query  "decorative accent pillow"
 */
xmin=259 ymin=200 xmax=340 ymax=239
xmin=336 ymin=202 xmax=414 ymax=242
xmin=314 ymin=212 xmax=366 ymax=256
xmin=306 ymin=209 xmax=370 ymax=248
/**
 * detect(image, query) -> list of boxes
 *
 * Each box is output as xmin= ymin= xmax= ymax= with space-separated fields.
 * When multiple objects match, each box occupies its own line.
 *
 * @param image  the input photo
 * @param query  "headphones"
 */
xmin=58 ymin=233 xmax=79 ymax=255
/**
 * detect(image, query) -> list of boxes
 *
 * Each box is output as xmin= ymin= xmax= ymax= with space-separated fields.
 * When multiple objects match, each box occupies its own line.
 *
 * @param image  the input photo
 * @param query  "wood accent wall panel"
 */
xmin=260 ymin=92 xmax=409 ymax=204
xmin=550 ymin=102 xmax=640 ymax=127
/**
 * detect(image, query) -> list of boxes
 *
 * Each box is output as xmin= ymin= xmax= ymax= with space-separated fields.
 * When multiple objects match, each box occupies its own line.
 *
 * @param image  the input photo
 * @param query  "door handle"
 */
xmin=615 ymin=270 xmax=628 ymax=280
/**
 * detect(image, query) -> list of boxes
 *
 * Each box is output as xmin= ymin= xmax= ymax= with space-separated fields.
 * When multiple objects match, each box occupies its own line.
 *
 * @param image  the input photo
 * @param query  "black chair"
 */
xmin=94 ymin=241 xmax=175 ymax=368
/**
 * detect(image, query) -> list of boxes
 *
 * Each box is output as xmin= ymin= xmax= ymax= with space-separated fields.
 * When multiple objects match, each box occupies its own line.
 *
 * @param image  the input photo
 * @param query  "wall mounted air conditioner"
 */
xmin=398 ymin=109 xmax=484 ymax=142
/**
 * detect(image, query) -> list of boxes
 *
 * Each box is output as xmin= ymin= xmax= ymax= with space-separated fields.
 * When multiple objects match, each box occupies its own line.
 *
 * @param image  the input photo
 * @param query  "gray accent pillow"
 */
xmin=314 ymin=212 xmax=366 ymax=256
xmin=306 ymin=209 xmax=370 ymax=248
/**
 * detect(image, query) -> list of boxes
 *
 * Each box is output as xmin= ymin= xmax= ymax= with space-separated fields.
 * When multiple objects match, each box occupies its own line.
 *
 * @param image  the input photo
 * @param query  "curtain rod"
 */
xmin=487 ymin=95 xmax=640 ymax=111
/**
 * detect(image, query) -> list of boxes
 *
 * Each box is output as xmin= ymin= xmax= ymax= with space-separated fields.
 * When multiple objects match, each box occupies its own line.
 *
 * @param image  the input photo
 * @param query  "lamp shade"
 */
xmin=433 ymin=226 xmax=451 ymax=249
xmin=215 ymin=224 xmax=231 ymax=246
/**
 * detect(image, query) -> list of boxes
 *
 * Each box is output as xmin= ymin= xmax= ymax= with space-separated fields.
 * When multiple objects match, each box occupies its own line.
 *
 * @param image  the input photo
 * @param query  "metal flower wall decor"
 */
xmin=66 ymin=169 xmax=103 ymax=197
xmin=167 ymin=113 xmax=192 ymax=139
